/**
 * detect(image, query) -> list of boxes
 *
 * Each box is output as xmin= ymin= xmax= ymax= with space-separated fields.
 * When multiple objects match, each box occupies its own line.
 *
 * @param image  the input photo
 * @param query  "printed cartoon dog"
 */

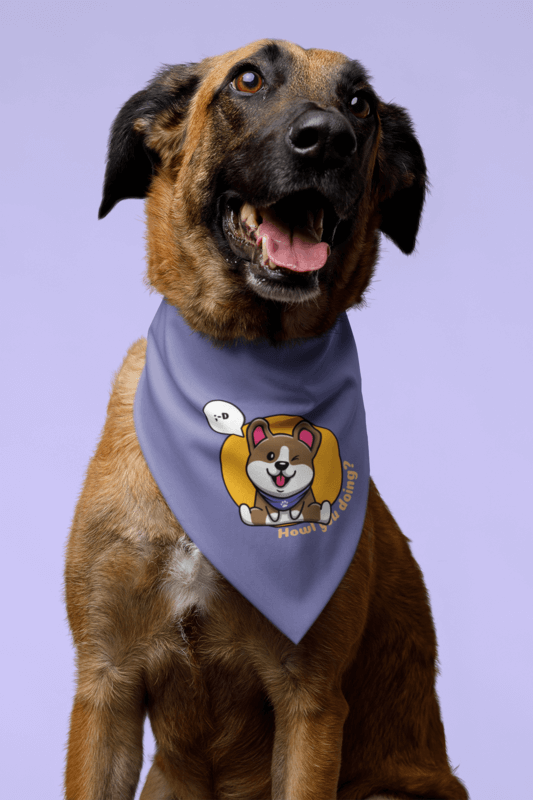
xmin=240 ymin=418 xmax=330 ymax=525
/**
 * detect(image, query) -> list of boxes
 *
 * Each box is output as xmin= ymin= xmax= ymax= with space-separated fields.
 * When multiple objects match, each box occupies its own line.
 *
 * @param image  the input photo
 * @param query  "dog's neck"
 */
xmin=133 ymin=299 xmax=370 ymax=643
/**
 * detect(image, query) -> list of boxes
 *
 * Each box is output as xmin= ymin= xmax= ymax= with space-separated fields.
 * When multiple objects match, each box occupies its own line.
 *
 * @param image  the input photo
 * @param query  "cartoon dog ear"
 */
xmin=293 ymin=420 xmax=322 ymax=458
xmin=375 ymin=101 xmax=428 ymax=255
xmin=247 ymin=418 xmax=273 ymax=451
xmin=98 ymin=64 xmax=201 ymax=219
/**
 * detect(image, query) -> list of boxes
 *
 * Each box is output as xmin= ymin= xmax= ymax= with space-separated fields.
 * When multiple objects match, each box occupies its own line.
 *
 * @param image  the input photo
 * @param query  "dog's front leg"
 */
xmin=270 ymin=684 xmax=348 ymax=800
xmin=64 ymin=650 xmax=145 ymax=800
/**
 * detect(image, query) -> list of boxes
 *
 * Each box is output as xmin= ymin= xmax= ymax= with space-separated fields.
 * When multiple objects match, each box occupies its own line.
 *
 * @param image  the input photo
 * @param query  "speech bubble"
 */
xmin=203 ymin=400 xmax=245 ymax=437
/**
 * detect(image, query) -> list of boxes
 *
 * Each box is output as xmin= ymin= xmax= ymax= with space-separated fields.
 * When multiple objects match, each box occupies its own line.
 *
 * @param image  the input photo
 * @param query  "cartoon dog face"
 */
xmin=246 ymin=418 xmax=322 ymax=499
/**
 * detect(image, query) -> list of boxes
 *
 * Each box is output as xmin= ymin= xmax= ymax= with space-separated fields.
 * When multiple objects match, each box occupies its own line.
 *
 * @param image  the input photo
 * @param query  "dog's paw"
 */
xmin=320 ymin=500 xmax=331 ymax=523
xmin=290 ymin=508 xmax=302 ymax=521
xmin=268 ymin=510 xmax=280 ymax=523
xmin=239 ymin=504 xmax=253 ymax=525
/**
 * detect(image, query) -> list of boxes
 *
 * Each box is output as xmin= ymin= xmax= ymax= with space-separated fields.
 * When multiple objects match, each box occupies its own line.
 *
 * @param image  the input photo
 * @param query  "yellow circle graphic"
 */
xmin=220 ymin=415 xmax=342 ymax=507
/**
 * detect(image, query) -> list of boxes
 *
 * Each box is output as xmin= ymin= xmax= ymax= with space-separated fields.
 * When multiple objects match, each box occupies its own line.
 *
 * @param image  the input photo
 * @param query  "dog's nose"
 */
xmin=275 ymin=461 xmax=289 ymax=471
xmin=287 ymin=108 xmax=356 ymax=164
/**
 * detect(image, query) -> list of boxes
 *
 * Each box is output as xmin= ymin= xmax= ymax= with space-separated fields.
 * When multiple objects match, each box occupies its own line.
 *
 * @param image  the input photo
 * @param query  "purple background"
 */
xmin=2 ymin=2 xmax=531 ymax=798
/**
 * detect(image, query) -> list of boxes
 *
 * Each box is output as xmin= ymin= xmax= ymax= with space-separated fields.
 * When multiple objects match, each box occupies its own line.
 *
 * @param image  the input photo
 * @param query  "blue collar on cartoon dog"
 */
xmin=257 ymin=485 xmax=311 ymax=512
xmin=134 ymin=300 xmax=370 ymax=644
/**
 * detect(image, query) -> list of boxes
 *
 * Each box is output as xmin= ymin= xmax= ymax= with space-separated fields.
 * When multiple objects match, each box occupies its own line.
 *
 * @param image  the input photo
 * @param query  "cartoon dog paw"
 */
xmin=239 ymin=504 xmax=253 ymax=525
xmin=320 ymin=501 xmax=331 ymax=523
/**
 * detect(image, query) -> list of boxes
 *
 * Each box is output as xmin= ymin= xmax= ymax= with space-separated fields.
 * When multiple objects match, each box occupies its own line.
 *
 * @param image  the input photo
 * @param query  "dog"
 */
xmin=239 ymin=417 xmax=331 ymax=526
xmin=64 ymin=40 xmax=468 ymax=800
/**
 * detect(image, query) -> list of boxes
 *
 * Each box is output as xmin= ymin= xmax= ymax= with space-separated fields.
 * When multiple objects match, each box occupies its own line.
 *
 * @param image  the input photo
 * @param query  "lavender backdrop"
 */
xmin=2 ymin=2 xmax=531 ymax=798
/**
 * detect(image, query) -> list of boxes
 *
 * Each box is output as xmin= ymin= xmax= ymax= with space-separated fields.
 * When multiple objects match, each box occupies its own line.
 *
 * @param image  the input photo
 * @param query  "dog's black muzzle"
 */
xmin=208 ymin=101 xmax=370 ymax=303
xmin=286 ymin=106 xmax=357 ymax=168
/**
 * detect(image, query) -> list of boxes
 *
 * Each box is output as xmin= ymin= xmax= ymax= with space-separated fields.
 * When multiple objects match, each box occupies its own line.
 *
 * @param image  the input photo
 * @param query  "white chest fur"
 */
xmin=164 ymin=539 xmax=218 ymax=618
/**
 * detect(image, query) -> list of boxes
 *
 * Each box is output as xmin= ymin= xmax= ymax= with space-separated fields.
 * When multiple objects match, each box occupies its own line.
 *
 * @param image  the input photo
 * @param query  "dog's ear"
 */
xmin=98 ymin=64 xmax=201 ymax=219
xmin=293 ymin=420 xmax=322 ymax=459
xmin=247 ymin=418 xmax=274 ymax=451
xmin=375 ymin=102 xmax=428 ymax=255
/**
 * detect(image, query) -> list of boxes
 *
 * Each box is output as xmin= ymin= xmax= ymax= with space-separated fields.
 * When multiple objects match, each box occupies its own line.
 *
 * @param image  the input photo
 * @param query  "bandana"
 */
xmin=134 ymin=300 xmax=370 ymax=643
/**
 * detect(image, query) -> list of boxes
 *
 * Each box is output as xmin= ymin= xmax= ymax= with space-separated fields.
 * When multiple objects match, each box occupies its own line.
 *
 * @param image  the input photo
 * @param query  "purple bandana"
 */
xmin=134 ymin=300 xmax=370 ymax=643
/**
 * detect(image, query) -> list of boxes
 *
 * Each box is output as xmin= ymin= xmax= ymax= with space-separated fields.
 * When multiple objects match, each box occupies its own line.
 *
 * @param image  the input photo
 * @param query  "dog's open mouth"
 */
xmin=220 ymin=190 xmax=345 ymax=302
xmin=272 ymin=472 xmax=291 ymax=489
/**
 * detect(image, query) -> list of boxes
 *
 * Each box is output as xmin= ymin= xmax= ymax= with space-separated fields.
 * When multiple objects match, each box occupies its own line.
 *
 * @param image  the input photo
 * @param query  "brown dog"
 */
xmin=64 ymin=40 xmax=468 ymax=800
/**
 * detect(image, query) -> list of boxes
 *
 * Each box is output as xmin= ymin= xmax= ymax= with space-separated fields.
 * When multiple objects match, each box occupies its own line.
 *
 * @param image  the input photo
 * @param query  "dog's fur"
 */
xmin=65 ymin=40 xmax=468 ymax=800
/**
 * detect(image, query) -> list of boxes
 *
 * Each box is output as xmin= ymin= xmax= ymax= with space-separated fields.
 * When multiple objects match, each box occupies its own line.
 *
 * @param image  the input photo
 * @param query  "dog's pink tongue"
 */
xmin=276 ymin=475 xmax=286 ymax=487
xmin=257 ymin=217 xmax=330 ymax=273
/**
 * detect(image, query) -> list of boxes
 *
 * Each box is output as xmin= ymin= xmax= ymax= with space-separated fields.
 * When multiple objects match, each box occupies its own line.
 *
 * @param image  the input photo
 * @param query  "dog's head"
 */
xmin=99 ymin=40 xmax=427 ymax=341
xmin=245 ymin=418 xmax=321 ymax=498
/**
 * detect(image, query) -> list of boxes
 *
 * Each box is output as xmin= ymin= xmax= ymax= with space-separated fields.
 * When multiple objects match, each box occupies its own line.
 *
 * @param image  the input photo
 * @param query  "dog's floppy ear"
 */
xmin=98 ymin=64 xmax=201 ymax=219
xmin=376 ymin=102 xmax=428 ymax=255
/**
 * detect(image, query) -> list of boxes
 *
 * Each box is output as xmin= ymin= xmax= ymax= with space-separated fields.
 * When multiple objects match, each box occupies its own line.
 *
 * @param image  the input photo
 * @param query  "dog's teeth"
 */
xmin=262 ymin=236 xmax=270 ymax=264
xmin=314 ymin=208 xmax=324 ymax=241
xmin=259 ymin=236 xmax=277 ymax=269
xmin=241 ymin=202 xmax=259 ymax=231
xmin=306 ymin=209 xmax=323 ymax=242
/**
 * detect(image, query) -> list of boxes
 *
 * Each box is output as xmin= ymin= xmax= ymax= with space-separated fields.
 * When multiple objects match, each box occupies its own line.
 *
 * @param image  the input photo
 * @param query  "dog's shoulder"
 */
xmin=66 ymin=339 xmax=219 ymax=635
xmin=110 ymin=336 xmax=147 ymax=413
xmin=69 ymin=339 xmax=179 ymax=549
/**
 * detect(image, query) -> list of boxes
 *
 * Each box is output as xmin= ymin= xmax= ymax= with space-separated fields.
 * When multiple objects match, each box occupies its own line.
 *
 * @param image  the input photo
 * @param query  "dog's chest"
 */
xmin=164 ymin=540 xmax=218 ymax=617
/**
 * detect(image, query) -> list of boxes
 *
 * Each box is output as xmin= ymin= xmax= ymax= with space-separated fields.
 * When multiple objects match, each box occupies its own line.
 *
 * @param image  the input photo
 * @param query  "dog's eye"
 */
xmin=232 ymin=71 xmax=263 ymax=94
xmin=350 ymin=95 xmax=370 ymax=119
xmin=267 ymin=452 xmax=275 ymax=461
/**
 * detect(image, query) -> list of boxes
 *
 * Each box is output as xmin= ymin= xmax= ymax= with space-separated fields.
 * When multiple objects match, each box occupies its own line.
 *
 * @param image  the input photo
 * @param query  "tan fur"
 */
xmin=65 ymin=41 xmax=468 ymax=800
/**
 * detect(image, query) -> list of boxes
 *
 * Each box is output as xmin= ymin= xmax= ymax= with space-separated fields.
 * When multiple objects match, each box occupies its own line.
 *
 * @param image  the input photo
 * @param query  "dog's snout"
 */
xmin=287 ymin=108 xmax=356 ymax=163
xmin=275 ymin=460 xmax=289 ymax=471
